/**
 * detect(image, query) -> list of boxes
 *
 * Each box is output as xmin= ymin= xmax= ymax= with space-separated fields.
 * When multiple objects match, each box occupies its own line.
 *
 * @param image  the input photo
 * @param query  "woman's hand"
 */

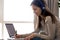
xmin=15 ymin=34 xmax=21 ymax=38
xmin=24 ymin=33 xmax=36 ymax=40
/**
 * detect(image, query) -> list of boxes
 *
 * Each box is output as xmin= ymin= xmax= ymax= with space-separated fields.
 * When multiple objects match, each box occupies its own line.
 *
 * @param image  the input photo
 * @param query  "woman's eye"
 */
xmin=34 ymin=9 xmax=37 ymax=11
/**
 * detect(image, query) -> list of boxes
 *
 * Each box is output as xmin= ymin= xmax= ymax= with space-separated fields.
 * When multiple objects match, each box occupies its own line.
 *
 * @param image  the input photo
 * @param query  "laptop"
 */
xmin=5 ymin=23 xmax=16 ymax=38
xmin=5 ymin=23 xmax=25 ymax=40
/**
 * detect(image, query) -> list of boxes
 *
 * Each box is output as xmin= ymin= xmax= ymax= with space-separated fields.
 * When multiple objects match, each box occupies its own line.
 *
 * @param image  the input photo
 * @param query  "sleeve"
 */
xmin=19 ymin=28 xmax=40 ymax=38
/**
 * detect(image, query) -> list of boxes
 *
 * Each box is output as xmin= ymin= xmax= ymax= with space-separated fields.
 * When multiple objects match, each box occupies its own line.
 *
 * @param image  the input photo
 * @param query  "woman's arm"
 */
xmin=15 ymin=27 xmax=40 ymax=38
xmin=16 ymin=16 xmax=39 ymax=38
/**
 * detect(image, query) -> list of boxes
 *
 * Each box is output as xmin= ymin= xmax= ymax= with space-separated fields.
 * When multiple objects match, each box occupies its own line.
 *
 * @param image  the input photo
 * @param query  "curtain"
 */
xmin=46 ymin=0 xmax=58 ymax=17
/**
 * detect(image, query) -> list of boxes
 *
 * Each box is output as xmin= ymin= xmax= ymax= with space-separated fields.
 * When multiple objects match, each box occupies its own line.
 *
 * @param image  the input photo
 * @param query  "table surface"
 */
xmin=8 ymin=38 xmax=25 ymax=40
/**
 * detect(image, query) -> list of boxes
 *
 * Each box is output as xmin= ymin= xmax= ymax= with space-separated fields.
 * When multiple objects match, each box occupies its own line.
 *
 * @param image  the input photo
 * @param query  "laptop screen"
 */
xmin=5 ymin=23 xmax=16 ymax=37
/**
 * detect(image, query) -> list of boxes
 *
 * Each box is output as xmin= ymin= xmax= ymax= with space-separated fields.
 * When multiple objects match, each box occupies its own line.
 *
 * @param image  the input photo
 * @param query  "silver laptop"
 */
xmin=5 ymin=23 xmax=25 ymax=40
xmin=5 ymin=23 xmax=16 ymax=38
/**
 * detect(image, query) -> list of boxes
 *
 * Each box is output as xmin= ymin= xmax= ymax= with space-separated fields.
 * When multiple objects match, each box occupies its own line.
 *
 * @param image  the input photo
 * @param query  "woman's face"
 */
xmin=32 ymin=4 xmax=42 ymax=16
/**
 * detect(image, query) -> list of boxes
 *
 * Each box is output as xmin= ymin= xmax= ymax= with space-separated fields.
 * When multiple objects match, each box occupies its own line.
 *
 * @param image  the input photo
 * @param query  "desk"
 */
xmin=8 ymin=38 xmax=25 ymax=40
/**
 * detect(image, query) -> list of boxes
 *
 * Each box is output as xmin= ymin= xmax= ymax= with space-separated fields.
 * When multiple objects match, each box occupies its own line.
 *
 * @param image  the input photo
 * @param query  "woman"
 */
xmin=15 ymin=0 xmax=60 ymax=40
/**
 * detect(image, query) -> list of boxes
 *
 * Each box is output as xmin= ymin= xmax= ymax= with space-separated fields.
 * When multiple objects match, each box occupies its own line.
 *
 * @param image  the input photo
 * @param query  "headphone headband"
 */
xmin=31 ymin=0 xmax=45 ymax=11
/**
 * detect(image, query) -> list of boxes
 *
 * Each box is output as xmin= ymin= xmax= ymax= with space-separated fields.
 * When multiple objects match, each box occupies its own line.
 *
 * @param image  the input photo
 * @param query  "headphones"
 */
xmin=31 ymin=0 xmax=45 ymax=12
xmin=39 ymin=0 xmax=46 ymax=14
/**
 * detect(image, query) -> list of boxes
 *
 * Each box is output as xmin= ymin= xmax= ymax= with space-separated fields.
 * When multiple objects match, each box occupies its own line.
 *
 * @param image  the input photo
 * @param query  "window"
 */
xmin=0 ymin=23 xmax=2 ymax=39
xmin=0 ymin=0 xmax=3 ymax=39
xmin=59 ymin=8 xmax=60 ymax=18
xmin=4 ymin=0 xmax=34 ymax=22
xmin=3 ymin=0 xmax=34 ymax=39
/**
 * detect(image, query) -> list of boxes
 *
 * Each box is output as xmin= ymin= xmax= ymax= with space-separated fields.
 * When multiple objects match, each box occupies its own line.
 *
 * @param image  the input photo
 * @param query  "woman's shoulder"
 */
xmin=45 ymin=16 xmax=60 ymax=23
xmin=45 ymin=16 xmax=52 ymax=23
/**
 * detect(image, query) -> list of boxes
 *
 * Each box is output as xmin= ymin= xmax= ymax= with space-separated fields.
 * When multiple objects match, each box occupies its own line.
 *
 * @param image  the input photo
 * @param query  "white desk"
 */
xmin=8 ymin=38 xmax=24 ymax=40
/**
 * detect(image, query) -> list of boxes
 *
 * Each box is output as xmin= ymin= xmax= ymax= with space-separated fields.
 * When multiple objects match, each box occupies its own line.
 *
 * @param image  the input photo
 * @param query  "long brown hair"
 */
xmin=38 ymin=0 xmax=57 ymax=28
xmin=38 ymin=10 xmax=57 ymax=29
